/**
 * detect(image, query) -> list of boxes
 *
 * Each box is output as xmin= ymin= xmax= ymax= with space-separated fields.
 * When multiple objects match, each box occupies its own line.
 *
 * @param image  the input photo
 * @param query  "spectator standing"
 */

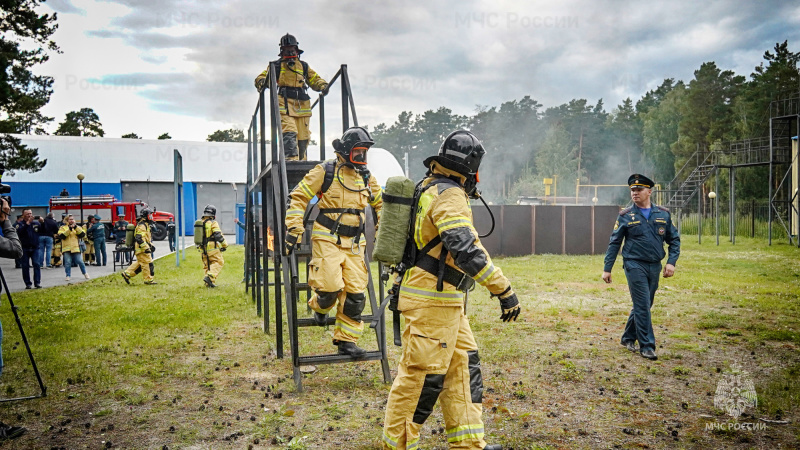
xmin=39 ymin=213 xmax=58 ymax=269
xmin=13 ymin=209 xmax=41 ymax=289
xmin=58 ymin=215 xmax=89 ymax=281
xmin=167 ymin=218 xmax=176 ymax=252
xmin=0 ymin=197 xmax=27 ymax=440
xmin=13 ymin=215 xmax=22 ymax=269
xmin=88 ymin=214 xmax=107 ymax=266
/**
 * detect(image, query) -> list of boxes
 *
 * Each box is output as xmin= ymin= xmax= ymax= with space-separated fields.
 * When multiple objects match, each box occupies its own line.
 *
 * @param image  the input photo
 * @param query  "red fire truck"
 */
xmin=49 ymin=195 xmax=174 ymax=241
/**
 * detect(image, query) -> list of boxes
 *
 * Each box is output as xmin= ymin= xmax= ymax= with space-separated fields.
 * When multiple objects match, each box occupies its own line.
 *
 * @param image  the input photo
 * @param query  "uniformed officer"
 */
xmin=254 ymin=33 xmax=329 ymax=161
xmin=602 ymin=174 xmax=680 ymax=360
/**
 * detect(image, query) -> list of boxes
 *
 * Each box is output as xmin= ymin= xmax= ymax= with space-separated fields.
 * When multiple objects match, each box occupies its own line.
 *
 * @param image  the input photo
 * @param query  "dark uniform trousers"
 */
xmin=622 ymin=259 xmax=661 ymax=351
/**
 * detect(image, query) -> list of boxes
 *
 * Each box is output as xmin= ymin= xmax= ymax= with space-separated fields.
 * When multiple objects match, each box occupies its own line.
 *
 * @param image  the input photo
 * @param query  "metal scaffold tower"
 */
xmin=662 ymin=93 xmax=799 ymax=246
xmin=243 ymin=63 xmax=390 ymax=391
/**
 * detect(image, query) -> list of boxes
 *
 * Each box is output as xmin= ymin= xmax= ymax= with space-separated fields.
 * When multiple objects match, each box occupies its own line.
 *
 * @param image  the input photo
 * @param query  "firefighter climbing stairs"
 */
xmin=244 ymin=63 xmax=391 ymax=392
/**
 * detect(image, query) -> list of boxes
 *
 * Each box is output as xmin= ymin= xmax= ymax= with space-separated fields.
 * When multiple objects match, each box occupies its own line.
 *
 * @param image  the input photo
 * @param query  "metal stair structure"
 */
xmin=244 ymin=63 xmax=391 ymax=392
xmin=665 ymin=92 xmax=799 ymax=245
xmin=665 ymin=150 xmax=716 ymax=209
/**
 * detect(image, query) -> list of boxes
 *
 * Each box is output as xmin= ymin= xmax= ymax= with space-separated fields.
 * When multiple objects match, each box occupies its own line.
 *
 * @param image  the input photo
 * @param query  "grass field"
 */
xmin=0 ymin=239 xmax=798 ymax=449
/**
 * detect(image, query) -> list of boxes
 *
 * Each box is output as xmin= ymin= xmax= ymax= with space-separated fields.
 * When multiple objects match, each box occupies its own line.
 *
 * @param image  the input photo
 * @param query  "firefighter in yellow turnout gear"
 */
xmin=382 ymin=131 xmax=520 ymax=450
xmin=284 ymin=127 xmax=383 ymax=357
xmin=121 ymin=208 xmax=156 ymax=285
xmin=254 ymin=33 xmax=329 ymax=161
xmin=198 ymin=204 xmax=228 ymax=287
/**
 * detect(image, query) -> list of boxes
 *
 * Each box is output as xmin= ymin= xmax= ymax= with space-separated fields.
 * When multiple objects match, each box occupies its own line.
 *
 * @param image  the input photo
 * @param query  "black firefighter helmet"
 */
xmin=424 ymin=130 xmax=486 ymax=197
xmin=333 ymin=127 xmax=374 ymax=169
xmin=203 ymin=204 xmax=217 ymax=217
xmin=140 ymin=207 xmax=153 ymax=220
xmin=279 ymin=33 xmax=303 ymax=57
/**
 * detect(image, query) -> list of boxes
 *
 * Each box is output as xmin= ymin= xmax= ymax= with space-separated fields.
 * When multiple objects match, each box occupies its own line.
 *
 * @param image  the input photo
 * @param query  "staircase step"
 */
xmin=298 ymin=351 xmax=384 ymax=366
xmin=297 ymin=314 xmax=381 ymax=327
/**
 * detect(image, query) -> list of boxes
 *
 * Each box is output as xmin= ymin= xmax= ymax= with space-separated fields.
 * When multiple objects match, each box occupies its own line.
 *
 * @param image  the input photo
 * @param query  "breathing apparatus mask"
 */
xmin=333 ymin=127 xmax=374 ymax=174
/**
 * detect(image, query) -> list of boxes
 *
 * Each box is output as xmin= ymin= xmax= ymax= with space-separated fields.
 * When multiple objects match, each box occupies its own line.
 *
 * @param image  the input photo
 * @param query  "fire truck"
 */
xmin=49 ymin=195 xmax=174 ymax=241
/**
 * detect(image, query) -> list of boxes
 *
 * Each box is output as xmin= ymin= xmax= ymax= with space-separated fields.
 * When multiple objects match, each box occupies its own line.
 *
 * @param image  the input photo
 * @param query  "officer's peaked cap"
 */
xmin=628 ymin=174 xmax=654 ymax=189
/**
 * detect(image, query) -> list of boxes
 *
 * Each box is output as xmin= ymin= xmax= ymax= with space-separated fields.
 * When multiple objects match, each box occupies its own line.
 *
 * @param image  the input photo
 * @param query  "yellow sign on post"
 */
xmin=543 ymin=178 xmax=553 ymax=196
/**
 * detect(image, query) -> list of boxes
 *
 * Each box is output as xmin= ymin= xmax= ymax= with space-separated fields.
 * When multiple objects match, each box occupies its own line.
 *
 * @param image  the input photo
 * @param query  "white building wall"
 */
xmin=6 ymin=134 xmax=402 ymax=186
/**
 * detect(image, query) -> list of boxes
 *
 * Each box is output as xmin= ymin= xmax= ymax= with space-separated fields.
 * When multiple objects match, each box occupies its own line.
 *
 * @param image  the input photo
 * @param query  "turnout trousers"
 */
xmin=621 ymin=259 xmax=661 ymax=351
xmin=306 ymin=238 xmax=368 ymax=344
xmin=125 ymin=251 xmax=154 ymax=283
xmin=280 ymin=111 xmax=311 ymax=161
xmin=202 ymin=252 xmax=225 ymax=282
xmin=383 ymin=306 xmax=486 ymax=450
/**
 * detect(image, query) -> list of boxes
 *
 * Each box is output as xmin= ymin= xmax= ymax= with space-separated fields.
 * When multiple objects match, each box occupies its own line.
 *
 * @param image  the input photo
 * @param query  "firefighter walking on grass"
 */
xmin=121 ymin=208 xmax=156 ymax=285
xmin=198 ymin=205 xmax=227 ymax=287
xmin=254 ymin=33 xmax=329 ymax=161
xmin=382 ymin=131 xmax=519 ymax=450
xmin=284 ymin=127 xmax=383 ymax=357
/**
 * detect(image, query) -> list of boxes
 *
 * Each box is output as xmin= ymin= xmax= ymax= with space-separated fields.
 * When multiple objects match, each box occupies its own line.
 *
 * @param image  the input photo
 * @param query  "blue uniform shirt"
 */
xmin=603 ymin=203 xmax=681 ymax=272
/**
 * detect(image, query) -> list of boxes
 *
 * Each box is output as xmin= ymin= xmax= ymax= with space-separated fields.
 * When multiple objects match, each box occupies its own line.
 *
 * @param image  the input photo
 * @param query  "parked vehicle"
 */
xmin=49 ymin=195 xmax=174 ymax=241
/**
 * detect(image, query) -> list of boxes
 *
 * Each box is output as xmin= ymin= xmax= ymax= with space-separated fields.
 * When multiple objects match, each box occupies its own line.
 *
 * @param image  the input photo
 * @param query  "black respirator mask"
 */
xmin=463 ymin=172 xmax=481 ymax=199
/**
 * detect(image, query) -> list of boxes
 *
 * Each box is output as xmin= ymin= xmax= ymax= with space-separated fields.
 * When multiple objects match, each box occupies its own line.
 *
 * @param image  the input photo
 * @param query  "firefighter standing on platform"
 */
xmin=284 ymin=127 xmax=383 ymax=357
xmin=198 ymin=205 xmax=227 ymax=288
xmin=382 ymin=131 xmax=519 ymax=450
xmin=254 ymin=33 xmax=329 ymax=161
xmin=121 ymin=208 xmax=156 ymax=285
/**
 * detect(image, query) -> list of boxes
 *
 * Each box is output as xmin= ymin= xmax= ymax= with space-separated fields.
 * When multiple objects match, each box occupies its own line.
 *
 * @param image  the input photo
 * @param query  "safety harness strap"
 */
xmin=414 ymin=250 xmax=475 ymax=292
xmin=315 ymin=209 xmax=365 ymax=240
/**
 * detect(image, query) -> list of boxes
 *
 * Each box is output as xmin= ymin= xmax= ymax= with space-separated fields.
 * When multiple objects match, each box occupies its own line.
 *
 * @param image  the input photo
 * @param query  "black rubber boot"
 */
xmin=336 ymin=341 xmax=366 ymax=358
xmin=204 ymin=275 xmax=216 ymax=288
xmin=283 ymin=132 xmax=299 ymax=159
xmin=313 ymin=311 xmax=328 ymax=326
xmin=298 ymin=139 xmax=309 ymax=160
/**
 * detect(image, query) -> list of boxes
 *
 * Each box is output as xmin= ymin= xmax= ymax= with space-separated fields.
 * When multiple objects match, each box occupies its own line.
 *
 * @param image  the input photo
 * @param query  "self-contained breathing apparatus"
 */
xmin=370 ymin=130 xmax=496 ymax=345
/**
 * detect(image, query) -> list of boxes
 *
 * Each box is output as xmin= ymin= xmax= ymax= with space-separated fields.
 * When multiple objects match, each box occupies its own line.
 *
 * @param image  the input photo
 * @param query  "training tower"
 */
xmin=663 ymin=93 xmax=800 ymax=246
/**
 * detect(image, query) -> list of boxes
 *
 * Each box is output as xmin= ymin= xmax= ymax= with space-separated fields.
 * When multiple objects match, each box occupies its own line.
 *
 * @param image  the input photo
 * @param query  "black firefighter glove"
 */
xmin=496 ymin=289 xmax=521 ymax=322
xmin=220 ymin=247 xmax=227 ymax=252
xmin=149 ymin=244 xmax=156 ymax=254
xmin=321 ymin=84 xmax=330 ymax=96
xmin=284 ymin=231 xmax=299 ymax=256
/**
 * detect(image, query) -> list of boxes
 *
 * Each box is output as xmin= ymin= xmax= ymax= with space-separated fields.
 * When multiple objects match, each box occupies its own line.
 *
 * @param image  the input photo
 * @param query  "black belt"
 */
xmin=413 ymin=236 xmax=474 ymax=292
xmin=279 ymin=86 xmax=310 ymax=101
xmin=315 ymin=208 xmax=364 ymax=238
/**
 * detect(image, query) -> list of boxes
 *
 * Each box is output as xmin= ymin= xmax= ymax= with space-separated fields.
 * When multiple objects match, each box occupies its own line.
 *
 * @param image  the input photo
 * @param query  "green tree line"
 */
xmin=372 ymin=41 xmax=800 ymax=204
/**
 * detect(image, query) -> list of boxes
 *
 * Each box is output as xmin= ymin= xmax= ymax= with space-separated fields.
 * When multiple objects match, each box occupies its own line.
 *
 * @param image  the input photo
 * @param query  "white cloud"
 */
xmin=32 ymin=0 xmax=800 ymax=142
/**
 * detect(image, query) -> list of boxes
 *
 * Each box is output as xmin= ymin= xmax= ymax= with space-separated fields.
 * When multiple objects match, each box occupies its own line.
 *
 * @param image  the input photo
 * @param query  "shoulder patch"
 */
xmin=656 ymin=205 xmax=670 ymax=212
xmin=619 ymin=207 xmax=633 ymax=216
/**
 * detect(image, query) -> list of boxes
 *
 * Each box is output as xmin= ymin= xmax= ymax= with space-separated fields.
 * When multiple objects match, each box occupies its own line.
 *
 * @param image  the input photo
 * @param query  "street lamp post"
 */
xmin=77 ymin=173 xmax=85 ymax=224
xmin=709 ymin=191 xmax=718 ymax=245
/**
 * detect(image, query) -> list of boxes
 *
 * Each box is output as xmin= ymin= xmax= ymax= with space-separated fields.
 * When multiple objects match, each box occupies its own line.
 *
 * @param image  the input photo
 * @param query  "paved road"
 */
xmin=0 ymin=235 xmax=222 ymax=294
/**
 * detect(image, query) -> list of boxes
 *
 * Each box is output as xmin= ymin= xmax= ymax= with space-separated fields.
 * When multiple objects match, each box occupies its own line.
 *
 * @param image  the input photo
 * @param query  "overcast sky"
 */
xmin=38 ymin=0 xmax=800 ymax=142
